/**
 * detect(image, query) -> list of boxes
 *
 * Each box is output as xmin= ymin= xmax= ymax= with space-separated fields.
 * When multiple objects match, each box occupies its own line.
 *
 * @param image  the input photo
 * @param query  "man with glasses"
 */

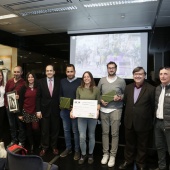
xmin=155 ymin=67 xmax=170 ymax=170
xmin=119 ymin=67 xmax=155 ymax=170
xmin=98 ymin=61 xmax=126 ymax=168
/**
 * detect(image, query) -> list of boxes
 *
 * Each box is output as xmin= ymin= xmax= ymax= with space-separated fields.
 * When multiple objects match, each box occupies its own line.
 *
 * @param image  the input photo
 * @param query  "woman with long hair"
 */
xmin=71 ymin=71 xmax=100 ymax=164
xmin=18 ymin=72 xmax=39 ymax=153
xmin=0 ymin=70 xmax=5 ymax=142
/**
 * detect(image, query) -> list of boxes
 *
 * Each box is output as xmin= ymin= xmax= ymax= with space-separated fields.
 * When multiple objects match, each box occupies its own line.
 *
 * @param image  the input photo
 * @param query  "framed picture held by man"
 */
xmin=6 ymin=91 xmax=19 ymax=112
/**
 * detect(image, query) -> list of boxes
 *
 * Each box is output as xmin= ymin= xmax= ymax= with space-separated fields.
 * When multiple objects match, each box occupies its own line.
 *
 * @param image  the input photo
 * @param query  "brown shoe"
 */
xmin=53 ymin=148 xmax=59 ymax=155
xmin=39 ymin=149 xmax=46 ymax=157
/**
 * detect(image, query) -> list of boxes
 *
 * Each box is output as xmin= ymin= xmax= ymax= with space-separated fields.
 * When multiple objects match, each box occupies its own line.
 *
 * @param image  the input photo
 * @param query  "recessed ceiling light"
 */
xmin=20 ymin=6 xmax=78 ymax=17
xmin=83 ymin=0 xmax=157 ymax=8
xmin=0 ymin=14 xmax=18 ymax=20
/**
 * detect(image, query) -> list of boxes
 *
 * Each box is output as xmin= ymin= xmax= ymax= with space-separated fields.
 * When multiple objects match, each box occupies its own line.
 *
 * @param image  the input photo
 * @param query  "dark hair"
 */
xmin=159 ymin=66 xmax=170 ymax=72
xmin=66 ymin=64 xmax=75 ymax=71
xmin=0 ymin=70 xmax=4 ymax=86
xmin=107 ymin=61 xmax=117 ymax=68
xmin=80 ymin=71 xmax=96 ymax=92
xmin=25 ymin=72 xmax=38 ymax=88
xmin=132 ymin=67 xmax=146 ymax=75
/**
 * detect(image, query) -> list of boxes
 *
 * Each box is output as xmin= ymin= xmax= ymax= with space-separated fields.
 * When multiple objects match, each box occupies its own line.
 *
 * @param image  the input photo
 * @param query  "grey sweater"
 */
xmin=98 ymin=76 xmax=126 ymax=109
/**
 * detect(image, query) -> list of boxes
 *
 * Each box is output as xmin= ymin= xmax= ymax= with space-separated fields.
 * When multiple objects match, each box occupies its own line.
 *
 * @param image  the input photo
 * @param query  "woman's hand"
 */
xmin=18 ymin=116 xmax=23 ymax=121
xmin=101 ymin=99 xmax=108 ymax=106
xmin=96 ymin=110 xmax=99 ymax=119
xmin=36 ymin=112 xmax=42 ymax=119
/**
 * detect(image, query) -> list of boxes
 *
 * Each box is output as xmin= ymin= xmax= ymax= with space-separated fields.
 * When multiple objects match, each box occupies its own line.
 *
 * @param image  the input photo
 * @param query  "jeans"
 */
xmin=154 ymin=119 xmax=170 ymax=170
xmin=6 ymin=109 xmax=26 ymax=144
xmin=78 ymin=118 xmax=97 ymax=155
xmin=100 ymin=109 xmax=122 ymax=157
xmin=60 ymin=109 xmax=79 ymax=152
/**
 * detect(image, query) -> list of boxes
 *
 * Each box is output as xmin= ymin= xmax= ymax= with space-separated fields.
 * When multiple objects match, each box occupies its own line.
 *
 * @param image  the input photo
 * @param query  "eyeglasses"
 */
xmin=108 ymin=67 xmax=116 ymax=70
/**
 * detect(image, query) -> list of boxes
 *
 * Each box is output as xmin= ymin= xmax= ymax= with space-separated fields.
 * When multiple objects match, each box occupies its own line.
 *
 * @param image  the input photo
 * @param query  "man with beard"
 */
xmin=119 ymin=67 xmax=155 ymax=170
xmin=5 ymin=66 xmax=25 ymax=146
xmin=98 ymin=61 xmax=126 ymax=168
xmin=59 ymin=64 xmax=81 ymax=160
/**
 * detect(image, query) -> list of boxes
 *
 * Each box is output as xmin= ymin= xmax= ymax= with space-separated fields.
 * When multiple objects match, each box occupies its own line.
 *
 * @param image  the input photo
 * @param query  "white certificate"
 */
xmin=73 ymin=100 xmax=98 ymax=118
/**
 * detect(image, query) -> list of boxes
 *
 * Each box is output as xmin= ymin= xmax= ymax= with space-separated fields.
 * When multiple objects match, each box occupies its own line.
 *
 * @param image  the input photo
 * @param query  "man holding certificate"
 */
xmin=98 ymin=61 xmax=126 ymax=168
xmin=60 ymin=64 xmax=81 ymax=160
xmin=70 ymin=71 xmax=100 ymax=165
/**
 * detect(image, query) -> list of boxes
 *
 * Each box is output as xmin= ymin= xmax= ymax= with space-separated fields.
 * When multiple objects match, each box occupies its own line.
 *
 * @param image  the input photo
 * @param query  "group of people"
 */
xmin=0 ymin=62 xmax=170 ymax=170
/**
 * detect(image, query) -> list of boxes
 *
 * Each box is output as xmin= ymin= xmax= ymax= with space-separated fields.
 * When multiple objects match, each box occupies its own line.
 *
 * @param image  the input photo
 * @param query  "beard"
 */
xmin=14 ymin=75 xmax=21 ymax=80
xmin=108 ymin=72 xmax=116 ymax=76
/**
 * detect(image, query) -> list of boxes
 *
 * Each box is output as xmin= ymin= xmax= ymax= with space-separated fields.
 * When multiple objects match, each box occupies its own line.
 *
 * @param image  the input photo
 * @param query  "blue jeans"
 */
xmin=154 ymin=119 xmax=170 ymax=170
xmin=60 ymin=109 xmax=79 ymax=152
xmin=78 ymin=118 xmax=97 ymax=155
xmin=6 ymin=109 xmax=26 ymax=144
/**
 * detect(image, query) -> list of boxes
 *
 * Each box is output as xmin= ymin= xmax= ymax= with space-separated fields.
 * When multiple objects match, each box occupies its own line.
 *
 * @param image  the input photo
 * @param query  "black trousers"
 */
xmin=0 ymin=106 xmax=5 ymax=140
xmin=40 ymin=112 xmax=60 ymax=150
xmin=124 ymin=126 xmax=151 ymax=167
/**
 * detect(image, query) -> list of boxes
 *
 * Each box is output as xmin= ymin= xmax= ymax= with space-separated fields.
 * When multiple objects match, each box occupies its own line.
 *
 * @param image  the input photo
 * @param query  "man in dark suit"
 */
xmin=119 ymin=67 xmax=155 ymax=170
xmin=36 ymin=65 xmax=60 ymax=156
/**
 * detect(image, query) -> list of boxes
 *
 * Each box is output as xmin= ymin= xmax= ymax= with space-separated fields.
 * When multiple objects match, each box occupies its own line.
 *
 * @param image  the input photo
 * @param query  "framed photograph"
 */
xmin=6 ymin=91 xmax=19 ymax=112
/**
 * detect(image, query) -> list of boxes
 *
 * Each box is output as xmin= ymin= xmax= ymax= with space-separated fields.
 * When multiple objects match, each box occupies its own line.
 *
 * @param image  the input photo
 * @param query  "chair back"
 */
xmin=7 ymin=149 xmax=44 ymax=170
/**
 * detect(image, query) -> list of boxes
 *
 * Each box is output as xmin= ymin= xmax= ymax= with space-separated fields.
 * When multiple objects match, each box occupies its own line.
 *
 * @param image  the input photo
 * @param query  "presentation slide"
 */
xmin=70 ymin=32 xmax=148 ymax=79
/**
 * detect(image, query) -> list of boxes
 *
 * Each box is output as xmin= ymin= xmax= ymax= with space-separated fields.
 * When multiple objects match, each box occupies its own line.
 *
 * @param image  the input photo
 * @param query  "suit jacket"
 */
xmin=36 ymin=77 xmax=60 ymax=117
xmin=124 ymin=82 xmax=155 ymax=131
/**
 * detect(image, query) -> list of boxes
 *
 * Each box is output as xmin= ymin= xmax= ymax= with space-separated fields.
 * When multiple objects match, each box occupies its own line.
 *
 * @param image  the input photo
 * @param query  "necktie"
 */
xmin=49 ymin=79 xmax=53 ymax=96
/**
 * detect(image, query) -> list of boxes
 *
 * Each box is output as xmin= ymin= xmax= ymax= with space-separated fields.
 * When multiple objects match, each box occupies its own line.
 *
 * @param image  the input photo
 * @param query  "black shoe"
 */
xmin=78 ymin=155 xmax=87 ymax=164
xmin=137 ymin=167 xmax=147 ymax=170
xmin=88 ymin=154 xmax=94 ymax=164
xmin=7 ymin=141 xmax=17 ymax=147
xmin=119 ymin=161 xmax=133 ymax=169
xmin=136 ymin=164 xmax=147 ymax=170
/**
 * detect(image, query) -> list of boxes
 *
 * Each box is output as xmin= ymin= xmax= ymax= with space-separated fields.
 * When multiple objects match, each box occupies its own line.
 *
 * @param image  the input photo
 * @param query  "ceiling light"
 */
xmin=68 ymin=26 xmax=152 ymax=34
xmin=20 ymin=6 xmax=78 ymax=17
xmin=0 ymin=14 xmax=18 ymax=20
xmin=84 ymin=0 xmax=157 ymax=8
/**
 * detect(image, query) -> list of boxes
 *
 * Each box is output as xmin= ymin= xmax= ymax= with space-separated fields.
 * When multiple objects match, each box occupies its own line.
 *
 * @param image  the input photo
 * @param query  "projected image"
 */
xmin=70 ymin=33 xmax=148 ymax=79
